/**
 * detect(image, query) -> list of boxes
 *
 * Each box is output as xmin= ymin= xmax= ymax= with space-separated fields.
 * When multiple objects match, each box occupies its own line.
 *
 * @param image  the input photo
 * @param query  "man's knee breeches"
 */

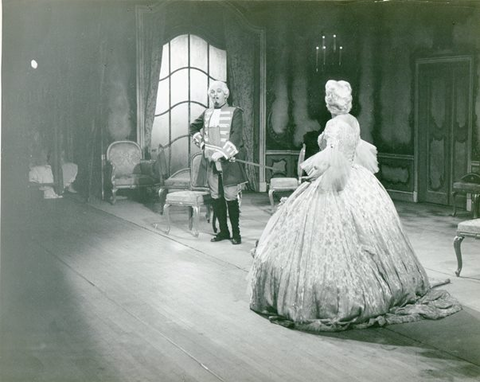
xmin=207 ymin=166 xmax=240 ymax=201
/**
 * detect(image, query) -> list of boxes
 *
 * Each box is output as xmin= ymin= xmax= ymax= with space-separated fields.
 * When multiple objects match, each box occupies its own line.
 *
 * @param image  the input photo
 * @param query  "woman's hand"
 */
xmin=306 ymin=166 xmax=322 ymax=181
xmin=306 ymin=163 xmax=329 ymax=181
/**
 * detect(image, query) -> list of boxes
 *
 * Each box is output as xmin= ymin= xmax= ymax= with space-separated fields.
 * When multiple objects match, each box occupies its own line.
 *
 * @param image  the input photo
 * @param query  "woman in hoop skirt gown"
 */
xmin=249 ymin=80 xmax=461 ymax=332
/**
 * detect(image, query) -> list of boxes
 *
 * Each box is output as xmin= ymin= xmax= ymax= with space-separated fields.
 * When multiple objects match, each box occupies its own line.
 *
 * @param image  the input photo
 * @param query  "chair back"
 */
xmin=297 ymin=144 xmax=306 ymax=181
xmin=154 ymin=144 xmax=169 ymax=182
xmin=106 ymin=141 xmax=142 ymax=177
xmin=190 ymin=152 xmax=209 ymax=191
xmin=459 ymin=173 xmax=480 ymax=184
xmin=153 ymin=134 xmax=191 ymax=178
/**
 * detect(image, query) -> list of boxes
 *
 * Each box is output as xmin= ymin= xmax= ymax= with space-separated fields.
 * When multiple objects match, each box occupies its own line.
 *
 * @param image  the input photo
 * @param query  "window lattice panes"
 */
xmin=152 ymin=34 xmax=227 ymax=175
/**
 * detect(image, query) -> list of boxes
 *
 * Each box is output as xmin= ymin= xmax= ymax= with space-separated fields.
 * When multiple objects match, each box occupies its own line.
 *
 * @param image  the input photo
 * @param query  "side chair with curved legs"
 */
xmin=268 ymin=144 xmax=306 ymax=213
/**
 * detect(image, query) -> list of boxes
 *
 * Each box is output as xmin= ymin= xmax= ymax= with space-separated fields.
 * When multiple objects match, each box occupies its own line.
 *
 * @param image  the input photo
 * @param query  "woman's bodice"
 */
xmin=319 ymin=114 xmax=360 ymax=163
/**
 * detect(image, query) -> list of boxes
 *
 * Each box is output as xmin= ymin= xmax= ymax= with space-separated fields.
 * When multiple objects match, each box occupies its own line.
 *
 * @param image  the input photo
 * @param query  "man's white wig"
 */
xmin=208 ymin=80 xmax=230 ymax=97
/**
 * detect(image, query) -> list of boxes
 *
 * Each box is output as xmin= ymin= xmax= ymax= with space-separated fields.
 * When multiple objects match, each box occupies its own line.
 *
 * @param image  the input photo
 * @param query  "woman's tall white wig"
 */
xmin=325 ymin=80 xmax=352 ymax=115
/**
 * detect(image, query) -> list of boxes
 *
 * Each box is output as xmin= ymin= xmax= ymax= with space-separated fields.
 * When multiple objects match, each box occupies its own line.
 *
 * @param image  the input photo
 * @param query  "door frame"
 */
xmin=414 ymin=55 xmax=474 ymax=203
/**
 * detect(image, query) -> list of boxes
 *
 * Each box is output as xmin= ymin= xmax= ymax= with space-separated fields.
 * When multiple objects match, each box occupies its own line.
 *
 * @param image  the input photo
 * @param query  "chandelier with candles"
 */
xmin=315 ymin=34 xmax=343 ymax=72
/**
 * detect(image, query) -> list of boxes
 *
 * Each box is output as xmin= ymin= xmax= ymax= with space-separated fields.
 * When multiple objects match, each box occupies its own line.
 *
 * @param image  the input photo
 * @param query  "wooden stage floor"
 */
xmin=1 ymin=193 xmax=479 ymax=381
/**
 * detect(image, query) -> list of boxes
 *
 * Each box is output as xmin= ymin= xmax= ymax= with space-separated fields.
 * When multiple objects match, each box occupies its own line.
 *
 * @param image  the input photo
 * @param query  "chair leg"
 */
xmin=472 ymin=194 xmax=479 ymax=219
xmin=188 ymin=207 xmax=193 ymax=231
xmin=191 ymin=206 xmax=200 ymax=237
xmin=205 ymin=204 xmax=212 ymax=223
xmin=453 ymin=234 xmax=464 ymax=277
xmin=268 ymin=189 xmax=275 ymax=213
xmin=451 ymin=192 xmax=457 ymax=216
xmin=158 ymin=188 xmax=168 ymax=214
xmin=164 ymin=203 xmax=171 ymax=235
xmin=111 ymin=187 xmax=117 ymax=205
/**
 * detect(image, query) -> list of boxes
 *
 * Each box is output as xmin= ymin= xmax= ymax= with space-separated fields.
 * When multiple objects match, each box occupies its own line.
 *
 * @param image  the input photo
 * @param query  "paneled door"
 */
xmin=416 ymin=56 xmax=473 ymax=206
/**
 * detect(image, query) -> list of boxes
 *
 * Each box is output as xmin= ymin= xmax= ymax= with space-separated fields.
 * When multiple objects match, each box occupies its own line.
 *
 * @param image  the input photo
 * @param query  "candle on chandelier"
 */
xmin=333 ymin=34 xmax=337 ymax=52
xmin=339 ymin=46 xmax=343 ymax=65
xmin=315 ymin=46 xmax=319 ymax=72
xmin=323 ymin=45 xmax=326 ymax=66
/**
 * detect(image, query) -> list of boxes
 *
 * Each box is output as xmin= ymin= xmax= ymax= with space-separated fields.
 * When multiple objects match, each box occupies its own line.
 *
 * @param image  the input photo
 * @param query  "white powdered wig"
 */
xmin=325 ymin=80 xmax=352 ymax=115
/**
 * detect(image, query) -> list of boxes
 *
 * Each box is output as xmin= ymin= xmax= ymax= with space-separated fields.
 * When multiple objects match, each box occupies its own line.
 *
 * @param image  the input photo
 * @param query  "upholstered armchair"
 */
xmin=105 ymin=141 xmax=158 ymax=204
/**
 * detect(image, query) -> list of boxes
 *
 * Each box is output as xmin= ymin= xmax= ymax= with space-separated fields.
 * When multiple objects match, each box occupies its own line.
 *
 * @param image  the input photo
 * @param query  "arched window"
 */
xmin=151 ymin=34 xmax=227 ymax=175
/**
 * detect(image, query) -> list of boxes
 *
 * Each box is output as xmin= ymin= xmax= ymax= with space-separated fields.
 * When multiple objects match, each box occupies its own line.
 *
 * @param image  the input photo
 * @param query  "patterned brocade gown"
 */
xmin=249 ymin=114 xmax=461 ymax=332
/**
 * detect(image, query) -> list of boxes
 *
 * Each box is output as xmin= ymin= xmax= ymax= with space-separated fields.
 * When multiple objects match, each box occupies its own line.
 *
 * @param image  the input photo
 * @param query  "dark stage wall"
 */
xmin=2 ymin=0 xmax=480 ymax=220
xmin=247 ymin=2 xmax=480 ymax=196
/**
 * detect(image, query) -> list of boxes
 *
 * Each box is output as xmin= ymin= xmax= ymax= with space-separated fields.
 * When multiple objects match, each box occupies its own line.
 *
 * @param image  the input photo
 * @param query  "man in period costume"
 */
xmin=190 ymin=81 xmax=247 ymax=245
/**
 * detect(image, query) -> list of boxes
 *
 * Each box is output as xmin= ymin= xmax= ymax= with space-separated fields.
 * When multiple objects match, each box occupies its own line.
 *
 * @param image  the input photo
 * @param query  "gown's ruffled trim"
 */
xmin=355 ymin=139 xmax=379 ymax=174
xmin=300 ymin=146 xmax=351 ymax=192
xmin=260 ymin=288 xmax=462 ymax=333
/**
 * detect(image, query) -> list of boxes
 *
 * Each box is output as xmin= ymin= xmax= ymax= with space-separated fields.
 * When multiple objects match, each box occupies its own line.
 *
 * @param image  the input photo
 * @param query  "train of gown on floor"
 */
xmin=249 ymin=115 xmax=461 ymax=332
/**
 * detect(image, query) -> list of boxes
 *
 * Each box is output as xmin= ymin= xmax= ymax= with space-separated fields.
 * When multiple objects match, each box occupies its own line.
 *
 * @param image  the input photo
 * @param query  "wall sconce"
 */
xmin=315 ymin=34 xmax=343 ymax=72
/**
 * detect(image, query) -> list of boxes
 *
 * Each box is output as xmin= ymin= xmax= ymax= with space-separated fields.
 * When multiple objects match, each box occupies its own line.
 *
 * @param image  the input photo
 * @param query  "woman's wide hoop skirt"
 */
xmin=250 ymin=165 xmax=461 ymax=332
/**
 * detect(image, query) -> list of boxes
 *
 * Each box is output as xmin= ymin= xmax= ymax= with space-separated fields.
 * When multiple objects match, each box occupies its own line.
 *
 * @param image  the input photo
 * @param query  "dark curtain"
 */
xmin=136 ymin=5 xmax=166 ymax=154
xmin=224 ymin=11 xmax=259 ymax=191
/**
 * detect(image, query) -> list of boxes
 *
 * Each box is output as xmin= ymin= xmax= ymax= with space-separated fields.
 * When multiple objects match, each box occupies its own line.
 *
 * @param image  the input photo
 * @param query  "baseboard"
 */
xmin=387 ymin=189 xmax=416 ymax=202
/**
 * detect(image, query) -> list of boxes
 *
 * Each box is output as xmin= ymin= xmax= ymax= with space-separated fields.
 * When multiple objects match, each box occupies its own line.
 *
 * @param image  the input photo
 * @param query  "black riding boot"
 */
xmin=211 ymin=197 xmax=231 ymax=242
xmin=227 ymin=199 xmax=241 ymax=245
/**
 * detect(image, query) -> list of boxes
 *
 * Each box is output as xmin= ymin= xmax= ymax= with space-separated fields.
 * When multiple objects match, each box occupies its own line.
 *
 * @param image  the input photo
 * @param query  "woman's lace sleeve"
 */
xmin=317 ymin=132 xmax=326 ymax=150
xmin=300 ymin=122 xmax=351 ymax=192
xmin=355 ymin=139 xmax=379 ymax=174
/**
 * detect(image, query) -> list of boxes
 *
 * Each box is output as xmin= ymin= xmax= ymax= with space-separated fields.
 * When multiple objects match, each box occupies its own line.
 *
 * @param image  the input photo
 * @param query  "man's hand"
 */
xmin=193 ymin=132 xmax=204 ymax=149
xmin=211 ymin=151 xmax=225 ymax=162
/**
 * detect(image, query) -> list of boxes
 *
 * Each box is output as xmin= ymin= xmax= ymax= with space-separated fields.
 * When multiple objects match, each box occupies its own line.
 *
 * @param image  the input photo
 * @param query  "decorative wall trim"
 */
xmin=377 ymin=152 xmax=414 ymax=197
xmin=266 ymin=150 xmax=302 ymax=156
xmin=378 ymin=152 xmax=414 ymax=161
xmin=376 ymin=153 xmax=415 ymax=201
xmin=386 ymin=189 xmax=416 ymax=203
xmin=471 ymin=160 xmax=480 ymax=173
xmin=265 ymin=149 xmax=302 ymax=183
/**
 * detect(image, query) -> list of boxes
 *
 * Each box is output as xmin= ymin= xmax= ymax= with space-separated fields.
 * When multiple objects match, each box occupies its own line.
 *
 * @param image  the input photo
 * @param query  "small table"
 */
xmin=452 ymin=173 xmax=480 ymax=218
xmin=453 ymin=218 xmax=480 ymax=277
